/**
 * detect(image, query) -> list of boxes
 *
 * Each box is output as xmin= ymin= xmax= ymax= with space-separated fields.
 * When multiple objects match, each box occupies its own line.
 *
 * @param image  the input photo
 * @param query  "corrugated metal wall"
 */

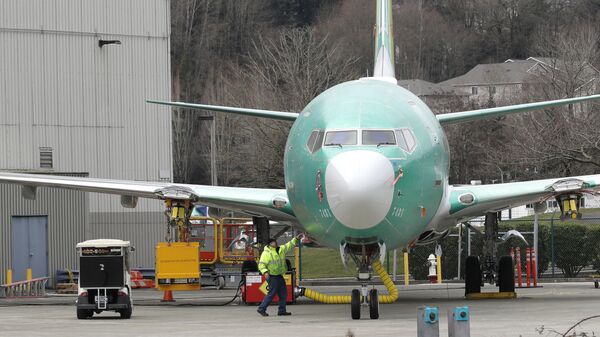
xmin=0 ymin=0 xmax=172 ymax=278
xmin=0 ymin=184 xmax=88 ymax=287
xmin=89 ymin=210 xmax=165 ymax=268
xmin=0 ymin=0 xmax=173 ymax=213
xmin=0 ymin=183 xmax=165 ymax=285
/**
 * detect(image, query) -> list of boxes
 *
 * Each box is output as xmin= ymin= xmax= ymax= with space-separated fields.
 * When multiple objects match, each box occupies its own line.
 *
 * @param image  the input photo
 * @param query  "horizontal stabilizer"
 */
xmin=437 ymin=94 xmax=600 ymax=125
xmin=147 ymin=100 xmax=298 ymax=121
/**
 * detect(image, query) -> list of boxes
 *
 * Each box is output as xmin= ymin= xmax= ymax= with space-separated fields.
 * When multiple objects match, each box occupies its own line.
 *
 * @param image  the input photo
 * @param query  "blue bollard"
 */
xmin=448 ymin=306 xmax=470 ymax=337
xmin=417 ymin=306 xmax=439 ymax=337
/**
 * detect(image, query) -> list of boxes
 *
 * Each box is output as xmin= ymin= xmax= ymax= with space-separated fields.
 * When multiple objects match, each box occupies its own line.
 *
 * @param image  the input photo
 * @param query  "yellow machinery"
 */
xmin=155 ymin=242 xmax=200 ymax=291
xmin=155 ymin=199 xmax=201 ymax=291
xmin=556 ymin=193 xmax=582 ymax=220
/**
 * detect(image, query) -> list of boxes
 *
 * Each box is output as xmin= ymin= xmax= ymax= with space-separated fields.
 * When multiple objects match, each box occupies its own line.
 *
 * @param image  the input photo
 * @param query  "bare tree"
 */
xmin=507 ymin=24 xmax=600 ymax=176
xmin=170 ymin=0 xmax=270 ymax=183
xmin=215 ymin=27 xmax=360 ymax=188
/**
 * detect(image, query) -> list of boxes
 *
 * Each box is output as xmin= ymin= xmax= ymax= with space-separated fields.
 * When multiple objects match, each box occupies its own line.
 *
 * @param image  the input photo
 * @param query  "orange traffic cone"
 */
xmin=161 ymin=290 xmax=175 ymax=302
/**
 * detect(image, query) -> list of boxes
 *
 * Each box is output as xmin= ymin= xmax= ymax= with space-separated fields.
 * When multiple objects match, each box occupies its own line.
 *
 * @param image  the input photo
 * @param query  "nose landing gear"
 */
xmin=349 ymin=287 xmax=380 ymax=320
xmin=299 ymin=243 xmax=398 ymax=320
xmin=347 ymin=244 xmax=397 ymax=320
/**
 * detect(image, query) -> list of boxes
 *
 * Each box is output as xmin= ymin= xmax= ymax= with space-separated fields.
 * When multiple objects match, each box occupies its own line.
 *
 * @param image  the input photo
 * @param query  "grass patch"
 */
xmin=296 ymin=247 xmax=405 ymax=279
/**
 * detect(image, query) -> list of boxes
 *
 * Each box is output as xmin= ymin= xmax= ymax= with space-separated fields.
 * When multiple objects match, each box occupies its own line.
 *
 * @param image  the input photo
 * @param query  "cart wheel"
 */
xmin=351 ymin=289 xmax=361 ymax=320
xmin=77 ymin=308 xmax=92 ymax=319
xmin=595 ymin=281 xmax=598 ymax=289
xmin=120 ymin=305 xmax=132 ymax=319
xmin=216 ymin=276 xmax=226 ymax=290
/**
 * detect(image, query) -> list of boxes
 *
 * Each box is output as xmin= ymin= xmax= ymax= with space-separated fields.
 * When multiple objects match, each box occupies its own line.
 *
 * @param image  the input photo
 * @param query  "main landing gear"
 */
xmin=464 ymin=212 xmax=516 ymax=297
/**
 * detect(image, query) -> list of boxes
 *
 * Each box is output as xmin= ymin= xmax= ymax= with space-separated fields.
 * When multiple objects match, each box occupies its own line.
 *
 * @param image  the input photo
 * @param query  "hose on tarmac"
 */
xmin=303 ymin=288 xmax=353 ymax=304
xmin=371 ymin=259 xmax=398 ymax=303
xmin=300 ymin=259 xmax=398 ymax=304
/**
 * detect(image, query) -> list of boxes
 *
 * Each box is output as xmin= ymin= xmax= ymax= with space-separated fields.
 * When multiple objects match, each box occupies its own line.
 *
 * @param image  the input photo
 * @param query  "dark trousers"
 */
xmin=257 ymin=275 xmax=287 ymax=314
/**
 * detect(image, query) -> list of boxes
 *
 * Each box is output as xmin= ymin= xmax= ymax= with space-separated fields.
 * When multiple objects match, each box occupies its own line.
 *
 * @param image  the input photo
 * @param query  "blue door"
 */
xmin=11 ymin=216 xmax=48 ymax=281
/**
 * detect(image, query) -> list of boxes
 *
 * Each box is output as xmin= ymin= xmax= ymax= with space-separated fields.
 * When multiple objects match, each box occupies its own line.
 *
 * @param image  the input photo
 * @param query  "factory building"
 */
xmin=0 ymin=0 xmax=172 ymax=286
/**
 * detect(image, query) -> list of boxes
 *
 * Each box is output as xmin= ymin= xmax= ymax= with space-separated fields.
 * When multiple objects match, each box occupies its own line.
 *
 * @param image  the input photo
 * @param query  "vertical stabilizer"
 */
xmin=373 ymin=0 xmax=395 ymax=79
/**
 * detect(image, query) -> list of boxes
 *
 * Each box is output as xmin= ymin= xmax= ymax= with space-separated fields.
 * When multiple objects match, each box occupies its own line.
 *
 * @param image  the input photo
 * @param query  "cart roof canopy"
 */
xmin=76 ymin=239 xmax=131 ymax=248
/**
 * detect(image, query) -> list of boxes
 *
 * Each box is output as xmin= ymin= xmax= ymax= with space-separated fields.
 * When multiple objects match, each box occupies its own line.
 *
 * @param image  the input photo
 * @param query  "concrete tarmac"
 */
xmin=1 ymin=282 xmax=599 ymax=337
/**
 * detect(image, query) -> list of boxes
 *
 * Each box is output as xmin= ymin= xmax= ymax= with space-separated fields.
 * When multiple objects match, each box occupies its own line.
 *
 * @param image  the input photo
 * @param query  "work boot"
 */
xmin=257 ymin=309 xmax=268 ymax=317
xmin=277 ymin=312 xmax=292 ymax=316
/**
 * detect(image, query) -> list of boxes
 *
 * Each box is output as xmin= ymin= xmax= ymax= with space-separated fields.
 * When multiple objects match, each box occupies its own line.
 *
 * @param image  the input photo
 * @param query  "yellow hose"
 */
xmin=301 ymin=259 xmax=398 ymax=304
xmin=372 ymin=260 xmax=398 ymax=303
xmin=303 ymin=288 xmax=353 ymax=304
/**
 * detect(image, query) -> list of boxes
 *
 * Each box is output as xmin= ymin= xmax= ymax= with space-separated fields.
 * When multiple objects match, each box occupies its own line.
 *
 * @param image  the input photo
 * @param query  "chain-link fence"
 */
xmin=408 ymin=213 xmax=600 ymax=281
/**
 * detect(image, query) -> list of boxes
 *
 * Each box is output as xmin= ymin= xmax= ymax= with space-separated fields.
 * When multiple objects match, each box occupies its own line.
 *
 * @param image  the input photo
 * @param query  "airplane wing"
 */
xmin=0 ymin=172 xmax=296 ymax=221
xmin=444 ymin=174 xmax=600 ymax=222
xmin=437 ymin=94 xmax=600 ymax=125
xmin=146 ymin=100 xmax=299 ymax=121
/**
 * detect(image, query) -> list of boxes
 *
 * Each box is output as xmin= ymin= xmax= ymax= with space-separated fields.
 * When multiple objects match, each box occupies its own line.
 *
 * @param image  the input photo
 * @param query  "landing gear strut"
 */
xmin=345 ymin=242 xmax=393 ymax=320
xmin=299 ymin=243 xmax=397 ymax=319
xmin=482 ymin=212 xmax=499 ymax=285
xmin=464 ymin=212 xmax=515 ymax=296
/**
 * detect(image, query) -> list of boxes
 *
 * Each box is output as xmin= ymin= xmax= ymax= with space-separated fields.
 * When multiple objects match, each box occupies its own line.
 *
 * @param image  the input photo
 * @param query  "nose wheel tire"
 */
xmin=351 ymin=289 xmax=361 ymax=320
xmin=368 ymin=289 xmax=379 ymax=319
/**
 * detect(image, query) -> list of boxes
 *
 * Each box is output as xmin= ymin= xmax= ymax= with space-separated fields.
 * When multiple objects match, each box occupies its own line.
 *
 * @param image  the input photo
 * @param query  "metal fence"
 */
xmin=409 ymin=213 xmax=600 ymax=281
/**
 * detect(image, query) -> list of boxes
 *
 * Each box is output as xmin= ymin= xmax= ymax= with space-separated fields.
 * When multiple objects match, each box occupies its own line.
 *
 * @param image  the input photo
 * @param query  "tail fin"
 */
xmin=373 ymin=0 xmax=395 ymax=79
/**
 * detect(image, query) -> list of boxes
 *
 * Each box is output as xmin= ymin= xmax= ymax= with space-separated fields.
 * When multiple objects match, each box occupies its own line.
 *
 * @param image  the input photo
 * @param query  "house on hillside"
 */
xmin=397 ymin=79 xmax=469 ymax=113
xmin=439 ymin=57 xmax=600 ymax=106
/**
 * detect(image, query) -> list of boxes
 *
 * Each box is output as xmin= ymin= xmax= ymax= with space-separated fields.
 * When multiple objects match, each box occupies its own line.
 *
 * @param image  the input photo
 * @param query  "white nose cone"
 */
xmin=325 ymin=151 xmax=395 ymax=229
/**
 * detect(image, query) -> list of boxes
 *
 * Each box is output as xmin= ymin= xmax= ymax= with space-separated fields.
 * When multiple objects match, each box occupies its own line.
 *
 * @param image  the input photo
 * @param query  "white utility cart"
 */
xmin=75 ymin=239 xmax=135 ymax=319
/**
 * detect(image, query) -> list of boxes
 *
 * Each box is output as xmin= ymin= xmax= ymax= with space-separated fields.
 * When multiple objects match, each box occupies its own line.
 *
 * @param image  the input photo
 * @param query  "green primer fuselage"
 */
xmin=284 ymin=78 xmax=449 ymax=250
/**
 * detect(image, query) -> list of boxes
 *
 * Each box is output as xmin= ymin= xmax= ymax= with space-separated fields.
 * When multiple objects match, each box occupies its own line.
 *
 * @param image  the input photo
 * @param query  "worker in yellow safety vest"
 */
xmin=256 ymin=234 xmax=304 ymax=317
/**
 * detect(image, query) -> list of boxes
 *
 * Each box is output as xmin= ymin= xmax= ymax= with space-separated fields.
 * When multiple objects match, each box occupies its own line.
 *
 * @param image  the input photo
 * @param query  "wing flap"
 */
xmin=0 ymin=172 xmax=295 ymax=221
xmin=437 ymin=94 xmax=600 ymax=125
xmin=445 ymin=174 xmax=600 ymax=221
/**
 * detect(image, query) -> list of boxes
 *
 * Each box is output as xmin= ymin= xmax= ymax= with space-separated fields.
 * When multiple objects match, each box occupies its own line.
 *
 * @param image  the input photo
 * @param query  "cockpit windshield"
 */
xmin=324 ymin=130 xmax=357 ymax=146
xmin=362 ymin=130 xmax=396 ymax=146
xmin=308 ymin=128 xmax=416 ymax=152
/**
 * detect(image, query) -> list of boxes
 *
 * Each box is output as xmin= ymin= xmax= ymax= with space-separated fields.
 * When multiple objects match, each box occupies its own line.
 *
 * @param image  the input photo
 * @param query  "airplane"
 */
xmin=2 ymin=0 xmax=600 ymax=320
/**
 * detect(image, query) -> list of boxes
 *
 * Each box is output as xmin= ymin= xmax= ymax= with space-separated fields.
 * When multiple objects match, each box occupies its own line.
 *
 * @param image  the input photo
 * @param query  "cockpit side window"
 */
xmin=362 ymin=130 xmax=396 ymax=146
xmin=306 ymin=130 xmax=318 ymax=152
xmin=314 ymin=130 xmax=325 ymax=152
xmin=395 ymin=129 xmax=417 ymax=153
xmin=306 ymin=130 xmax=325 ymax=153
xmin=402 ymin=129 xmax=416 ymax=152
xmin=324 ymin=130 xmax=357 ymax=146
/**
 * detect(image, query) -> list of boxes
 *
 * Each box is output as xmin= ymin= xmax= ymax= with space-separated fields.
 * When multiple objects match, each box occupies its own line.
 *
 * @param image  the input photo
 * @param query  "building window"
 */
xmin=39 ymin=147 xmax=53 ymax=169
xmin=471 ymin=86 xmax=478 ymax=95
xmin=489 ymin=86 xmax=496 ymax=95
